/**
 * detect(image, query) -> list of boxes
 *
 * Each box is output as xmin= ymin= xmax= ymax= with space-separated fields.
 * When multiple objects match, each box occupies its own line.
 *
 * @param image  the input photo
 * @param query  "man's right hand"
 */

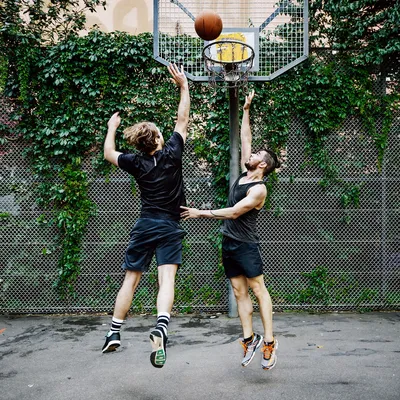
xmin=243 ymin=90 xmax=255 ymax=110
xmin=108 ymin=112 xmax=121 ymax=130
xmin=168 ymin=64 xmax=188 ymax=89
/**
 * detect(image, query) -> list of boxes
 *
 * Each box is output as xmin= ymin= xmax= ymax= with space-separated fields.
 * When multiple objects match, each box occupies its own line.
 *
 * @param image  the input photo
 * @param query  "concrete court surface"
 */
xmin=0 ymin=311 xmax=399 ymax=400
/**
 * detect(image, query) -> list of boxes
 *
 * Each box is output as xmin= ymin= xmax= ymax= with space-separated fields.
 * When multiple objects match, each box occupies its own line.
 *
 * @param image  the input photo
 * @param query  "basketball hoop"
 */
xmin=203 ymin=39 xmax=255 ymax=87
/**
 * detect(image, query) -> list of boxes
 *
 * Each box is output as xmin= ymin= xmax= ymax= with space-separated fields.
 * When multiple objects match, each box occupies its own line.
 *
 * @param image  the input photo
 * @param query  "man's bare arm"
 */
xmin=104 ymin=112 xmax=123 ymax=167
xmin=240 ymin=90 xmax=255 ymax=172
xmin=181 ymin=184 xmax=266 ymax=220
xmin=168 ymin=64 xmax=190 ymax=142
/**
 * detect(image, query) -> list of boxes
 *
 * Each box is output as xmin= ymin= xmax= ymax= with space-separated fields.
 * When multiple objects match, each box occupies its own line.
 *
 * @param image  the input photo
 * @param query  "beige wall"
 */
xmin=85 ymin=0 xmax=153 ymax=34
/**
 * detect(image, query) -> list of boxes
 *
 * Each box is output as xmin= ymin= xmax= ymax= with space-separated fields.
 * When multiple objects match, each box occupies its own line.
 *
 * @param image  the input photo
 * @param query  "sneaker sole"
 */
xmin=242 ymin=335 xmax=264 ymax=367
xmin=102 ymin=340 xmax=120 ymax=353
xmin=150 ymin=331 xmax=166 ymax=368
xmin=262 ymin=339 xmax=278 ymax=370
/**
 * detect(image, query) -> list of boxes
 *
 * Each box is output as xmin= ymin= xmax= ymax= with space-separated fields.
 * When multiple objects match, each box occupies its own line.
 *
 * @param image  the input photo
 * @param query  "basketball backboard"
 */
xmin=154 ymin=0 xmax=309 ymax=82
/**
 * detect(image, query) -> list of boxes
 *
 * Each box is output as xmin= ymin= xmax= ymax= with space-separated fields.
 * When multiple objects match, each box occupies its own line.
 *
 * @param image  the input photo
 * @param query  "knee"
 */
xmin=251 ymin=283 xmax=267 ymax=299
xmin=123 ymin=270 xmax=141 ymax=287
xmin=233 ymin=287 xmax=249 ymax=301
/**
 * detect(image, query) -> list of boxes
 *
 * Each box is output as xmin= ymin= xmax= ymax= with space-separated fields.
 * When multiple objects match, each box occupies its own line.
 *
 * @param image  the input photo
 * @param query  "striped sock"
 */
xmin=155 ymin=312 xmax=170 ymax=336
xmin=110 ymin=317 xmax=124 ymax=334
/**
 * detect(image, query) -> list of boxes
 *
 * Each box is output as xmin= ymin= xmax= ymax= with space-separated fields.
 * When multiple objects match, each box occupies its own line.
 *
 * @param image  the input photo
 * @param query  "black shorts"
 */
xmin=122 ymin=218 xmax=186 ymax=272
xmin=222 ymin=236 xmax=264 ymax=279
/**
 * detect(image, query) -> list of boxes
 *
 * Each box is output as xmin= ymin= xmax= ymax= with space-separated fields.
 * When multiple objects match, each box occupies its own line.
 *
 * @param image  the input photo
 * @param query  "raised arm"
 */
xmin=240 ymin=90 xmax=255 ymax=172
xmin=104 ymin=112 xmax=123 ymax=167
xmin=168 ymin=64 xmax=190 ymax=142
xmin=181 ymin=184 xmax=266 ymax=220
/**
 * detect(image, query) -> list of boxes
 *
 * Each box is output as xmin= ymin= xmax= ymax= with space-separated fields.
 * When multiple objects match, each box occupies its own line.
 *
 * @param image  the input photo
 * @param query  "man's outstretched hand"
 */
xmin=168 ymin=63 xmax=188 ymax=88
xmin=180 ymin=206 xmax=200 ymax=220
xmin=243 ymin=90 xmax=255 ymax=110
xmin=108 ymin=112 xmax=121 ymax=130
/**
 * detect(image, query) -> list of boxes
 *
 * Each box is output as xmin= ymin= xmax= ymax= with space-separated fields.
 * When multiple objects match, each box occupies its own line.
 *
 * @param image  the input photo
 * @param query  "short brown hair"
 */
xmin=261 ymin=149 xmax=281 ymax=176
xmin=123 ymin=122 xmax=159 ymax=154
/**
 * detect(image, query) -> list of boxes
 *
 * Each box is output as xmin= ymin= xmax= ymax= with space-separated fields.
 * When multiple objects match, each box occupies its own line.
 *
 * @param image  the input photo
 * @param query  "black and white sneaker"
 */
xmin=149 ymin=329 xmax=167 ymax=368
xmin=102 ymin=331 xmax=120 ymax=353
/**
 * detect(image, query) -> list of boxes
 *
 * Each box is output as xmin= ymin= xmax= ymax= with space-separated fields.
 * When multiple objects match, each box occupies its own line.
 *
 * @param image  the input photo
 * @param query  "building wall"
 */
xmin=85 ymin=0 xmax=153 ymax=34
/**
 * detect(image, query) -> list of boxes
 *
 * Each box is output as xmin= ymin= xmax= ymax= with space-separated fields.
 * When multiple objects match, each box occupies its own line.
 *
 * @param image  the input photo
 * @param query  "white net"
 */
xmin=203 ymin=40 xmax=255 ymax=87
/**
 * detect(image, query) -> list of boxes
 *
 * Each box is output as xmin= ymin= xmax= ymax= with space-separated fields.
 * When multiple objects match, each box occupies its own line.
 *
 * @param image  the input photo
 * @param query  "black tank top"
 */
xmin=221 ymin=172 xmax=264 ymax=243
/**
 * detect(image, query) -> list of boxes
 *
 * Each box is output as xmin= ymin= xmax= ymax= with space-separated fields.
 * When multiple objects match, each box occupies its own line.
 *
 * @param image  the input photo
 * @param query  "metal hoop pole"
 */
xmin=228 ymin=86 xmax=240 ymax=318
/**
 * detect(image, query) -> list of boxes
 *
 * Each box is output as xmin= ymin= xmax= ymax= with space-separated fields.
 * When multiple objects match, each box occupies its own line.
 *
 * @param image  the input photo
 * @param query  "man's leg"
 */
xmin=230 ymin=275 xmax=253 ymax=338
xmin=230 ymin=275 xmax=263 ymax=367
xmin=102 ymin=270 xmax=142 ymax=353
xmin=114 ymin=270 xmax=143 ymax=319
xmin=248 ymin=275 xmax=278 ymax=370
xmin=149 ymin=263 xmax=178 ymax=368
xmin=157 ymin=263 xmax=178 ymax=313
xmin=248 ymin=275 xmax=273 ymax=342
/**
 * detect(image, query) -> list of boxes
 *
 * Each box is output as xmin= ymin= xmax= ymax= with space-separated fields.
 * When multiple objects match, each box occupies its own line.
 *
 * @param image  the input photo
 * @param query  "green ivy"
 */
xmin=289 ymin=266 xmax=336 ymax=305
xmin=53 ymin=162 xmax=96 ymax=297
xmin=1 ymin=0 xmax=398 ymax=300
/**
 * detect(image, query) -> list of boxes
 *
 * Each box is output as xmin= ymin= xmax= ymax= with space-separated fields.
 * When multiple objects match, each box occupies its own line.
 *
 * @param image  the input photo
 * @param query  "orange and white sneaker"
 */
xmin=261 ymin=338 xmax=278 ymax=370
xmin=240 ymin=333 xmax=263 ymax=367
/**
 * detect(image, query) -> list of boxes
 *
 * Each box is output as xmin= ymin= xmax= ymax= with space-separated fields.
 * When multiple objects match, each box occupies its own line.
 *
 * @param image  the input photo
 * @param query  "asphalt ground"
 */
xmin=1 ymin=311 xmax=399 ymax=400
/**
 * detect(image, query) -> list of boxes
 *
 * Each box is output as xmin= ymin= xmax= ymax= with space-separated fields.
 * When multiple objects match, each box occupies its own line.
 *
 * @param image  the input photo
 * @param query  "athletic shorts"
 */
xmin=222 ymin=236 xmax=264 ymax=279
xmin=122 ymin=218 xmax=186 ymax=272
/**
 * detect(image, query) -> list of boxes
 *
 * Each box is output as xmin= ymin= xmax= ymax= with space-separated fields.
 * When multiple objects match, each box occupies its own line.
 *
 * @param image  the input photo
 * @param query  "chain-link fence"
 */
xmin=1 ymin=74 xmax=399 ymax=314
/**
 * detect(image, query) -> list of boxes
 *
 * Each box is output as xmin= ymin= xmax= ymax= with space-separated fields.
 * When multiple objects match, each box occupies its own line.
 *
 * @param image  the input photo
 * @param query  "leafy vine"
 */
xmin=0 ymin=0 xmax=398 ymax=300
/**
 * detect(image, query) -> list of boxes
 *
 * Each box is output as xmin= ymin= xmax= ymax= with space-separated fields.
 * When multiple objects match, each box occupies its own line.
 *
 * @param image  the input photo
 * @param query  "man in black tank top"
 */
xmin=181 ymin=91 xmax=280 ymax=371
xmin=101 ymin=64 xmax=190 ymax=369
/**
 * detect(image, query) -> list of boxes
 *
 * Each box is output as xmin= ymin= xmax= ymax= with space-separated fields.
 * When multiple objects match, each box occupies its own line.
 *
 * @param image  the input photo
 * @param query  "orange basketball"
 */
xmin=194 ymin=11 xmax=223 ymax=41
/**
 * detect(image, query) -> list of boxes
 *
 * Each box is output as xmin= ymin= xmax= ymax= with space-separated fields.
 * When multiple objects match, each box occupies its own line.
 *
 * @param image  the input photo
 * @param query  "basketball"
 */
xmin=194 ymin=11 xmax=223 ymax=41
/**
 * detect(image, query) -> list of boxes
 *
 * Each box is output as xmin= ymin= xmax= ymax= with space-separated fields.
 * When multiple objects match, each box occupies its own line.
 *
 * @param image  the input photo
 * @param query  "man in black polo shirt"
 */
xmin=181 ymin=90 xmax=280 ymax=371
xmin=102 ymin=64 xmax=190 ymax=369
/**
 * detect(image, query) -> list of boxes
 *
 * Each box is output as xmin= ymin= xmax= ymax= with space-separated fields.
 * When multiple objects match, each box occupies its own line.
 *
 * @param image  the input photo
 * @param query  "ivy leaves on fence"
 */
xmin=0 ymin=0 xmax=398 ymax=300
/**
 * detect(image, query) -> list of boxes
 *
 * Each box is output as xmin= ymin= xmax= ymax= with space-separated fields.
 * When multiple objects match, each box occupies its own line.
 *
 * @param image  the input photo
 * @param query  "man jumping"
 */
xmin=102 ymin=64 xmax=190 ymax=368
xmin=181 ymin=90 xmax=279 ymax=370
